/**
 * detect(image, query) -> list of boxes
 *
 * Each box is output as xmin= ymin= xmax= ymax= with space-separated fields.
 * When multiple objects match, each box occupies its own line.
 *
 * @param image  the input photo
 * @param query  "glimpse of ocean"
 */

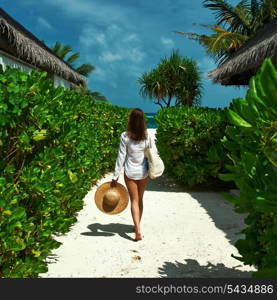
xmin=145 ymin=112 xmax=157 ymax=129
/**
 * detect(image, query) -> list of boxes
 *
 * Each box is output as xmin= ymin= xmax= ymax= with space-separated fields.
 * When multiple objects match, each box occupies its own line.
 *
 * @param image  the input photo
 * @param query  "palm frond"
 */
xmin=66 ymin=52 xmax=80 ymax=65
xmin=75 ymin=64 xmax=95 ymax=77
xmin=203 ymin=0 xmax=252 ymax=33
xmin=51 ymin=41 xmax=62 ymax=53
xmin=88 ymin=91 xmax=107 ymax=101
xmin=260 ymin=0 xmax=277 ymax=22
xmin=203 ymin=0 xmax=239 ymax=26
xmin=234 ymin=0 xmax=252 ymax=32
xmin=58 ymin=44 xmax=72 ymax=60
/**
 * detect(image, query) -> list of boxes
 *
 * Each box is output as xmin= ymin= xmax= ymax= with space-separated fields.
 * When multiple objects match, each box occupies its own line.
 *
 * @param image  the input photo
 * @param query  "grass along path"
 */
xmin=40 ymin=130 xmax=256 ymax=278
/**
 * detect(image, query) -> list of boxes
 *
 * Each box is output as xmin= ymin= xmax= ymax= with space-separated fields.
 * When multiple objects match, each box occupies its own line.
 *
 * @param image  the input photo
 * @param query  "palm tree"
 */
xmin=75 ymin=85 xmax=107 ymax=102
xmin=175 ymin=0 xmax=277 ymax=65
xmin=51 ymin=42 xmax=107 ymax=99
xmin=51 ymin=42 xmax=95 ymax=77
xmin=138 ymin=50 xmax=202 ymax=108
xmin=84 ymin=90 xmax=107 ymax=102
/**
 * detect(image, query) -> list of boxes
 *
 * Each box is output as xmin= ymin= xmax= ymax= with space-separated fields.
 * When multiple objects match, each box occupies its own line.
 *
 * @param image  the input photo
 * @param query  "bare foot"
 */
xmin=135 ymin=232 xmax=142 ymax=241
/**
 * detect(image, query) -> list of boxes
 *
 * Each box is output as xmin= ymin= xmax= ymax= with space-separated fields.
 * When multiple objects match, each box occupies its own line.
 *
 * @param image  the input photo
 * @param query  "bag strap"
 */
xmin=144 ymin=133 xmax=151 ymax=154
xmin=148 ymin=134 xmax=152 ymax=149
xmin=145 ymin=134 xmax=149 ymax=149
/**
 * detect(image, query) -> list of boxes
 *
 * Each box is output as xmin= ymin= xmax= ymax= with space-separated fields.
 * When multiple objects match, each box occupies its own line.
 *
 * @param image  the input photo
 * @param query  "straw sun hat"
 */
xmin=94 ymin=182 xmax=129 ymax=214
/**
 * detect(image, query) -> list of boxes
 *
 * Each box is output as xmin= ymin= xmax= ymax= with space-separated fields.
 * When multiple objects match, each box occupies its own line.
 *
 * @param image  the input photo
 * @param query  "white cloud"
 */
xmin=98 ymin=47 xmax=145 ymax=64
xmin=37 ymin=16 xmax=53 ymax=30
xmin=106 ymin=24 xmax=122 ymax=37
xmin=124 ymin=33 xmax=139 ymax=42
xmin=126 ymin=48 xmax=145 ymax=62
xmin=79 ymin=28 xmax=105 ymax=47
xmin=79 ymin=23 xmax=146 ymax=69
xmin=99 ymin=51 xmax=123 ymax=62
xmin=161 ymin=37 xmax=174 ymax=48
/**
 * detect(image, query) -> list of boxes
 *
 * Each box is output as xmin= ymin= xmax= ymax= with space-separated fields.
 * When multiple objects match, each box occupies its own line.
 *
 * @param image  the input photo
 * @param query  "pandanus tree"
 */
xmin=175 ymin=0 xmax=277 ymax=65
xmin=138 ymin=50 xmax=202 ymax=108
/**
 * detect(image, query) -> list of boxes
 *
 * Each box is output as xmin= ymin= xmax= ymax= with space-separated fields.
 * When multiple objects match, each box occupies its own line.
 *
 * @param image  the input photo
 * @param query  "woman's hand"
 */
xmin=111 ymin=179 xmax=118 ymax=187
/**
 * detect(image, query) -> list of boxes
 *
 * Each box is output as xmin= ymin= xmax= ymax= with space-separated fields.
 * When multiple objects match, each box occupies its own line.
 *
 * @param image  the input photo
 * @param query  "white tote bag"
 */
xmin=144 ymin=135 xmax=164 ymax=179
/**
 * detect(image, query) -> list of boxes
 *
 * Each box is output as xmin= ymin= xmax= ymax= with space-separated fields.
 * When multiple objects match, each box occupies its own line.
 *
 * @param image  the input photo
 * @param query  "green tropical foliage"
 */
xmin=155 ymin=106 xmax=232 ymax=187
xmin=219 ymin=58 xmax=277 ymax=277
xmin=176 ymin=0 xmax=277 ymax=65
xmin=0 ymin=66 xmax=129 ymax=277
xmin=88 ymin=91 xmax=107 ymax=102
xmin=138 ymin=50 xmax=202 ymax=108
xmin=51 ymin=41 xmax=95 ymax=77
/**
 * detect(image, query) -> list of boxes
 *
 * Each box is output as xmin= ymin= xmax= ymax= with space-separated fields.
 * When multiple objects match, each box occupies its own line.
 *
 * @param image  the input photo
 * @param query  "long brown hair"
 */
xmin=127 ymin=108 xmax=147 ymax=141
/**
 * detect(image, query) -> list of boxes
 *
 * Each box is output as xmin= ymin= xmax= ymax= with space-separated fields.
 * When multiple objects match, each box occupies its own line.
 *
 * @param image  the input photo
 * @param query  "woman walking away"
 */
xmin=111 ymin=108 xmax=158 ymax=241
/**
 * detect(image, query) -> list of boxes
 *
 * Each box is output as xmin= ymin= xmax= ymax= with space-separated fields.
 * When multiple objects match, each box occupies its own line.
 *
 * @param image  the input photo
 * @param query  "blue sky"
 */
xmin=1 ymin=0 xmax=247 ymax=113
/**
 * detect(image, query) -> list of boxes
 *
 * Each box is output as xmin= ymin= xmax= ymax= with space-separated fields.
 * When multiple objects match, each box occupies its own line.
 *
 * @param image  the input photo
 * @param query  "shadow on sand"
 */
xmin=147 ymin=173 xmax=246 ymax=246
xmin=158 ymin=258 xmax=253 ymax=278
xmin=147 ymin=171 xmax=234 ymax=193
xmin=81 ymin=223 xmax=135 ymax=241
xmin=151 ymin=174 xmax=253 ymax=278
xmin=188 ymin=191 xmax=247 ymax=245
xmin=146 ymin=172 xmax=187 ymax=193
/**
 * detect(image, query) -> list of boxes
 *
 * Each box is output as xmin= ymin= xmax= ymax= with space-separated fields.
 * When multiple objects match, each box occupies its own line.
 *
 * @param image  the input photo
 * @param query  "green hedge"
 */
xmin=155 ymin=106 xmax=232 ymax=187
xmin=0 ymin=67 xmax=130 ymax=277
xmin=219 ymin=58 xmax=277 ymax=277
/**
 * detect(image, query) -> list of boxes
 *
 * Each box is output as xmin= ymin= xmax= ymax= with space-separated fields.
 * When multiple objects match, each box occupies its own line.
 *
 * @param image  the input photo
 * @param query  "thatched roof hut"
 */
xmin=208 ymin=18 xmax=277 ymax=85
xmin=0 ymin=8 xmax=86 ymax=86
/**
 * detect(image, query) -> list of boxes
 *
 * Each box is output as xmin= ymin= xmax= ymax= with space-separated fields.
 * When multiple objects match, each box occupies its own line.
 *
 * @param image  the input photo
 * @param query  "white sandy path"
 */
xmin=40 ymin=129 xmax=256 ymax=278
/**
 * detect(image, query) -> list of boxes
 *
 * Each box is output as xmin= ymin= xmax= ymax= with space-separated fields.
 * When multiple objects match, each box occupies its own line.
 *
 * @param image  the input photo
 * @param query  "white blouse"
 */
xmin=112 ymin=130 xmax=158 ymax=180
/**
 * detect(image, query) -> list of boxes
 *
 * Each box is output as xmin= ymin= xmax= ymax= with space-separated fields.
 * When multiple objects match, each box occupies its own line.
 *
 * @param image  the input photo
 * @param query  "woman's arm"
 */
xmin=112 ymin=133 xmax=127 ymax=181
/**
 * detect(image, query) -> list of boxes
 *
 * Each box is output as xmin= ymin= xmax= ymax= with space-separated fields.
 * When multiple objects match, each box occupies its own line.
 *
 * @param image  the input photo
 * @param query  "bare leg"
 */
xmin=137 ymin=176 xmax=148 ymax=222
xmin=124 ymin=173 xmax=141 ymax=240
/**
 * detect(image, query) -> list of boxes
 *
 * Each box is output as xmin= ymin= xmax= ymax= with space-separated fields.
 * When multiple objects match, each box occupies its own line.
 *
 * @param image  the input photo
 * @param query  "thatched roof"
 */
xmin=0 ymin=8 xmax=86 ymax=86
xmin=208 ymin=18 xmax=277 ymax=85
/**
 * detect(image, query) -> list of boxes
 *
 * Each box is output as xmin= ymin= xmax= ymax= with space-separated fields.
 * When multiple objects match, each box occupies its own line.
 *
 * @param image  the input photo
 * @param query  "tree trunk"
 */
xmin=154 ymin=99 xmax=163 ymax=108
xmin=167 ymin=95 xmax=172 ymax=107
xmin=160 ymin=97 xmax=168 ymax=107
